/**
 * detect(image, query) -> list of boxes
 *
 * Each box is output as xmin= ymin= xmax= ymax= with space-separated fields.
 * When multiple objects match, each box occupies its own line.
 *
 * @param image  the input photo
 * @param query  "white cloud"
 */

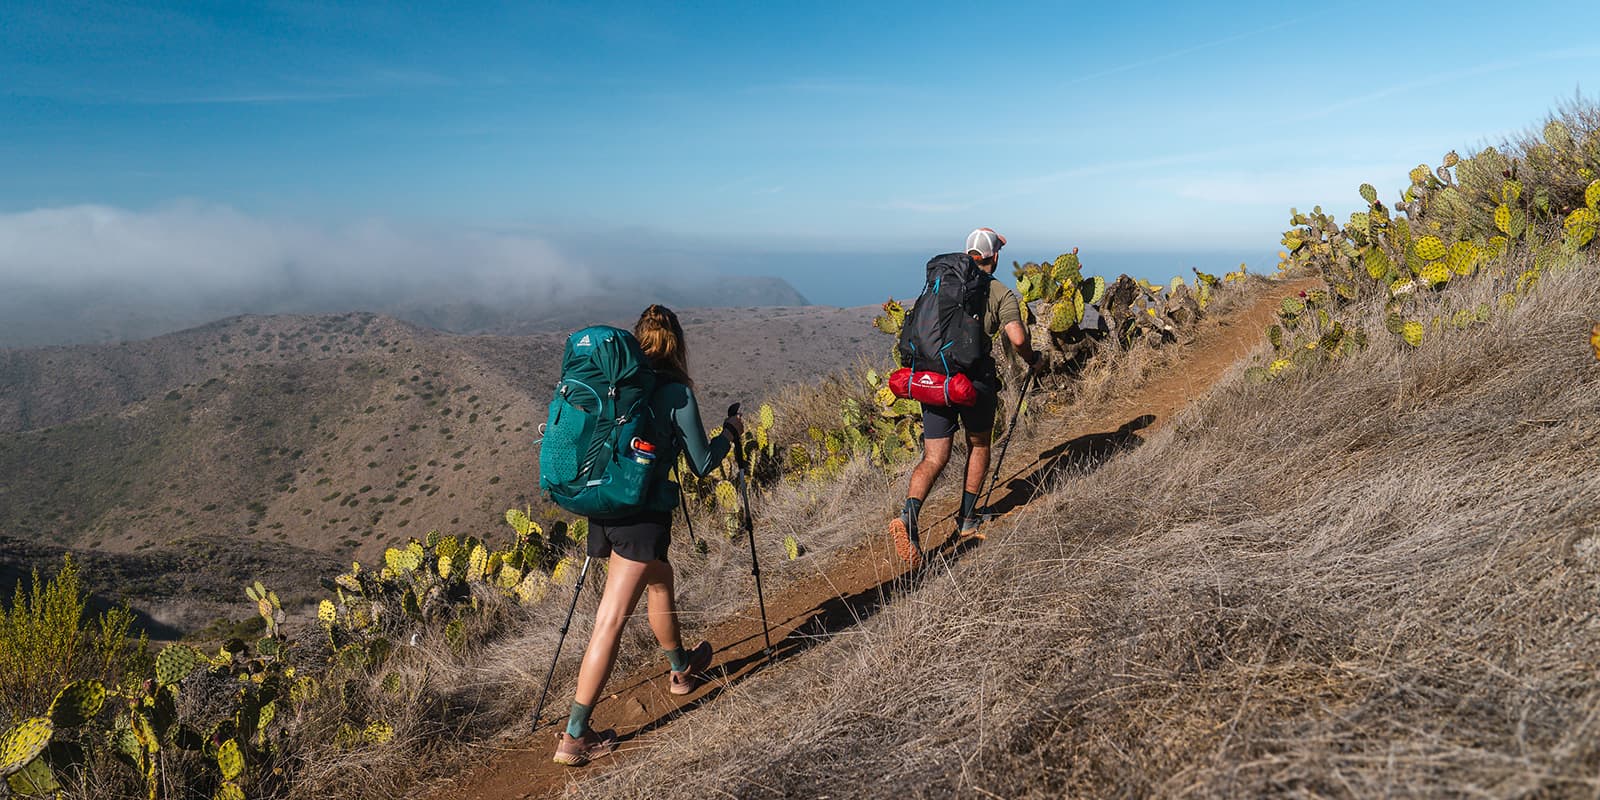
xmin=0 ymin=202 xmax=587 ymax=299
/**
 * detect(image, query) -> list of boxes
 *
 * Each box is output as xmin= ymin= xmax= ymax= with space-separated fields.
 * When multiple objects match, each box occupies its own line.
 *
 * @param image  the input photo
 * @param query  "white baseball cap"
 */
xmin=965 ymin=228 xmax=1006 ymax=259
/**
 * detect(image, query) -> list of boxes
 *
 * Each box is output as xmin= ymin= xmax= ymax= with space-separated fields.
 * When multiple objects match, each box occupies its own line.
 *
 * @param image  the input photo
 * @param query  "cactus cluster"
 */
xmin=2 ymin=513 xmax=592 ymax=796
xmin=1265 ymin=117 xmax=1599 ymax=378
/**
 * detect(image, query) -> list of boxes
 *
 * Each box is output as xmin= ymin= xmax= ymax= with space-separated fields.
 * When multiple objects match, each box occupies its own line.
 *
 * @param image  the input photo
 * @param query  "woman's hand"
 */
xmin=723 ymin=414 xmax=746 ymax=439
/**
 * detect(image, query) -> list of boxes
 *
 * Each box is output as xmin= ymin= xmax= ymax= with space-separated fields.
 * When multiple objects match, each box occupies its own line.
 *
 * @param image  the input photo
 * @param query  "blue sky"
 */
xmin=2 ymin=1 xmax=1597 ymax=306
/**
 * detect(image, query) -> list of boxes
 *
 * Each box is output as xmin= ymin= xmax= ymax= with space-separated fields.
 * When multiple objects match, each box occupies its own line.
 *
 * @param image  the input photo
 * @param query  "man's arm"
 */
xmin=1004 ymin=319 xmax=1040 ymax=367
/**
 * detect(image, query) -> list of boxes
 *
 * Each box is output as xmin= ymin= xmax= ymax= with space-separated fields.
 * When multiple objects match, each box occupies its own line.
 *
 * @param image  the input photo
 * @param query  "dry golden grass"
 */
xmin=283 ymin=273 xmax=1254 ymax=798
xmin=553 ymin=255 xmax=1600 ymax=798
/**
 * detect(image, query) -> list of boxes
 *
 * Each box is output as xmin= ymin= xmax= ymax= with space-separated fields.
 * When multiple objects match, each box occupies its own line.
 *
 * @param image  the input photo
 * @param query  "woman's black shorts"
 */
xmin=587 ymin=510 xmax=672 ymax=564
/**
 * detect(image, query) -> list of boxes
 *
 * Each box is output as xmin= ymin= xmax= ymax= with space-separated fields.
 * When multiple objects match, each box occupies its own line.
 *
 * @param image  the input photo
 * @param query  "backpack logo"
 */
xmin=917 ymin=374 xmax=937 ymax=386
xmin=576 ymin=334 xmax=593 ymax=348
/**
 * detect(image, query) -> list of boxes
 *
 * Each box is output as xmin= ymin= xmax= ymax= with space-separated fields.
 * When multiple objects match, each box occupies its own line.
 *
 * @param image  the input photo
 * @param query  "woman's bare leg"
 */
xmin=572 ymin=553 xmax=650 ymax=707
xmin=642 ymin=559 xmax=681 ymax=651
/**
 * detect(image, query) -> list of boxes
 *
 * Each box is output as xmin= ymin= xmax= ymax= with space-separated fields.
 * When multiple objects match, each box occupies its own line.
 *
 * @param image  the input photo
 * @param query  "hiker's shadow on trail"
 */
xmin=983 ymin=413 xmax=1153 ymax=517
xmin=618 ymin=415 xmax=1153 ymax=741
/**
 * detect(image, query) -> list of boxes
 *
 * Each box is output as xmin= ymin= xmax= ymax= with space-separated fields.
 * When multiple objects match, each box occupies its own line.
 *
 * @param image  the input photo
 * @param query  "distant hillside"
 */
xmin=0 ymin=274 xmax=810 ymax=348
xmin=0 ymin=302 xmax=875 ymax=631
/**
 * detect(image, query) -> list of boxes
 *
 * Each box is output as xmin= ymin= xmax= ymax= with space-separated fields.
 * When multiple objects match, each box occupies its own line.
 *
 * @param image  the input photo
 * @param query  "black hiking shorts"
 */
xmin=587 ymin=510 xmax=673 ymax=564
xmin=920 ymin=389 xmax=998 ymax=440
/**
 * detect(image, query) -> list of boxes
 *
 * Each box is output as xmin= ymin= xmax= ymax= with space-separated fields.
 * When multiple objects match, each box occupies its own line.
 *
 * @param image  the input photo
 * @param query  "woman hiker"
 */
xmin=554 ymin=304 xmax=745 ymax=766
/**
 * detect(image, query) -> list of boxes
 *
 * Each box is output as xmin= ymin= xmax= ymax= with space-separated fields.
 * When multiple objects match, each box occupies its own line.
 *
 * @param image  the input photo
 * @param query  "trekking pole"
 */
xmin=675 ymin=466 xmax=701 ymax=550
xmin=982 ymin=367 xmax=1037 ymax=512
xmin=530 ymin=554 xmax=593 ymax=733
xmin=727 ymin=403 xmax=773 ymax=659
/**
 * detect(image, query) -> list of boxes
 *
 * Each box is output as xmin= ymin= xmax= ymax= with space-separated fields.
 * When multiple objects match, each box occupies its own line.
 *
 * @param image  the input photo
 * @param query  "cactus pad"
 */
xmin=1267 ymin=359 xmax=1292 ymax=376
xmin=758 ymin=403 xmax=775 ymax=432
xmin=783 ymin=535 xmax=802 ymax=560
xmin=1493 ymin=204 xmax=1512 ymax=235
xmin=363 ymin=721 xmax=395 ymax=744
xmin=1563 ymin=207 xmax=1598 ymax=248
xmin=504 ymin=509 xmax=534 ymax=538
xmin=156 ymin=644 xmax=203 ymax=686
xmin=215 ymin=782 xmax=246 ymax=800
xmin=1359 ymin=183 xmax=1377 ymax=205
xmin=1364 ymin=247 xmax=1393 ymax=280
xmin=1414 ymin=235 xmax=1446 ymax=262
xmin=712 ymin=480 xmax=737 ymax=513
xmin=49 ymin=680 xmax=105 ymax=728
xmin=1419 ymin=262 xmax=1449 ymax=287
xmin=1447 ymin=242 xmax=1480 ymax=276
xmin=1400 ymin=321 xmax=1424 ymax=347
xmin=0 ymin=718 xmax=53 ymax=777
xmin=217 ymin=739 xmax=243 ymax=781
xmin=1586 ymin=179 xmax=1600 ymax=210
xmin=318 ymin=600 xmax=337 ymax=627
xmin=1408 ymin=164 xmax=1431 ymax=185
xmin=513 ymin=572 xmax=546 ymax=605
xmin=466 ymin=545 xmax=489 ymax=582
xmin=1049 ymin=295 xmax=1085 ymax=332
xmin=551 ymin=557 xmax=579 ymax=586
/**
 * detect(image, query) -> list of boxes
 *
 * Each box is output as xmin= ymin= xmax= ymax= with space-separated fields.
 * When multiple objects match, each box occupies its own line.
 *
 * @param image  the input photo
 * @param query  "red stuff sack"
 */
xmin=888 ymin=368 xmax=977 ymax=407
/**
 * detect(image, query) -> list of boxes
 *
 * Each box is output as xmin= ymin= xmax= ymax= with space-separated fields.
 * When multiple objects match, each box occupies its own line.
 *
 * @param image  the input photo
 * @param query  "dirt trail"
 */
xmin=418 ymin=277 xmax=1319 ymax=800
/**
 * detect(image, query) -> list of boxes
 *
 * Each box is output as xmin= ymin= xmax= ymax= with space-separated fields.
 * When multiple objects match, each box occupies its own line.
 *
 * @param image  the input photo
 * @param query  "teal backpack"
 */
xmin=538 ymin=326 xmax=662 ymax=519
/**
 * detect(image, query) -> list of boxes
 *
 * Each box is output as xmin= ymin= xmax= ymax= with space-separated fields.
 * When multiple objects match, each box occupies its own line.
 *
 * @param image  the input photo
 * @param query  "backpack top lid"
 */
xmin=922 ymin=252 xmax=991 ymax=313
xmin=560 ymin=325 xmax=650 ymax=390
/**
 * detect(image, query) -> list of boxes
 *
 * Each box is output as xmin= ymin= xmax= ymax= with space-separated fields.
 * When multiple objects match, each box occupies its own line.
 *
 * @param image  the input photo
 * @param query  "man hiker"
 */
xmin=888 ymin=228 xmax=1040 ymax=566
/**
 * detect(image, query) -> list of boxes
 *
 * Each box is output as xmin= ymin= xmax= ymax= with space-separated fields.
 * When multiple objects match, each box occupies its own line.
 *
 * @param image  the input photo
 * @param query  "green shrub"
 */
xmin=0 ymin=557 xmax=145 ymax=719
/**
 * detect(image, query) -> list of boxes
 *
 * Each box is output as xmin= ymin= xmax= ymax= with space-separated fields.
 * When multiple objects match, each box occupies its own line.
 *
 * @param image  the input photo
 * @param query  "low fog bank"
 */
xmin=0 ymin=204 xmax=809 ymax=347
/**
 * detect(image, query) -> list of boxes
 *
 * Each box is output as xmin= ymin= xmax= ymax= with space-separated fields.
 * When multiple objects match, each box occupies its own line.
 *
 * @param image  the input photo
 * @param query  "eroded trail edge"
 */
xmin=419 ymin=277 xmax=1318 ymax=800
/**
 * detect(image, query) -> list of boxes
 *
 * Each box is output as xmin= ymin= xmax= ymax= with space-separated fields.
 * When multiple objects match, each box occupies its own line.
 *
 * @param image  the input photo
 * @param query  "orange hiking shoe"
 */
xmin=668 ymin=640 xmax=714 ymax=695
xmin=888 ymin=510 xmax=924 ymax=567
xmin=553 ymin=727 xmax=618 ymax=767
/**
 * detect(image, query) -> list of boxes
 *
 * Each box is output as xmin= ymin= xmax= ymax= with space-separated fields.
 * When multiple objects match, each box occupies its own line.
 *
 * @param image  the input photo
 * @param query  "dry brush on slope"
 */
xmin=573 ymin=267 xmax=1600 ymax=798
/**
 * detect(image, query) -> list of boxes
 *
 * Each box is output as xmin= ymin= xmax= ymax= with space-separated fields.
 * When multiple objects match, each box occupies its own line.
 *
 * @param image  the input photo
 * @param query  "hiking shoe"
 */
xmin=888 ymin=510 xmax=924 ymax=567
xmin=553 ymin=728 xmax=618 ymax=766
xmin=668 ymin=640 xmax=713 ymax=695
xmin=956 ymin=515 xmax=986 ymax=541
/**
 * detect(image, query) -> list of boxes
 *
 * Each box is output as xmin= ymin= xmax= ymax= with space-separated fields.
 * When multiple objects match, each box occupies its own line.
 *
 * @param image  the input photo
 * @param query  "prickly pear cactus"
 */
xmin=1564 ymin=207 xmax=1597 ymax=248
xmin=156 ymin=644 xmax=203 ymax=686
xmin=49 ymin=679 xmax=105 ymax=728
xmin=551 ymin=557 xmax=579 ymax=586
xmin=505 ymin=508 xmax=536 ymax=540
xmin=1414 ymin=235 xmax=1446 ymax=262
xmin=217 ymin=738 xmax=244 ymax=781
xmin=0 ymin=717 xmax=53 ymax=778
xmin=714 ymin=481 xmax=739 ymax=514
xmin=1401 ymin=321 xmax=1424 ymax=347
xmin=873 ymin=299 xmax=907 ymax=335
xmin=783 ymin=535 xmax=802 ymax=561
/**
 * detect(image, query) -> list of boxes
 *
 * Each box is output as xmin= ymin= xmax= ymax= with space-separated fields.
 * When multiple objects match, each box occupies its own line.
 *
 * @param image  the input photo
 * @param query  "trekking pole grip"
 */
xmin=726 ymin=402 xmax=749 ymax=471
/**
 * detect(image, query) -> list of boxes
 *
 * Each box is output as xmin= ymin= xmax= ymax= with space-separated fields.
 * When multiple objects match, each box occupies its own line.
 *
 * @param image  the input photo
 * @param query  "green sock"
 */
xmin=903 ymin=497 xmax=923 ymax=520
xmin=960 ymin=491 xmax=979 ymax=520
xmin=665 ymin=646 xmax=690 ymax=672
xmin=565 ymin=702 xmax=592 ymax=738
